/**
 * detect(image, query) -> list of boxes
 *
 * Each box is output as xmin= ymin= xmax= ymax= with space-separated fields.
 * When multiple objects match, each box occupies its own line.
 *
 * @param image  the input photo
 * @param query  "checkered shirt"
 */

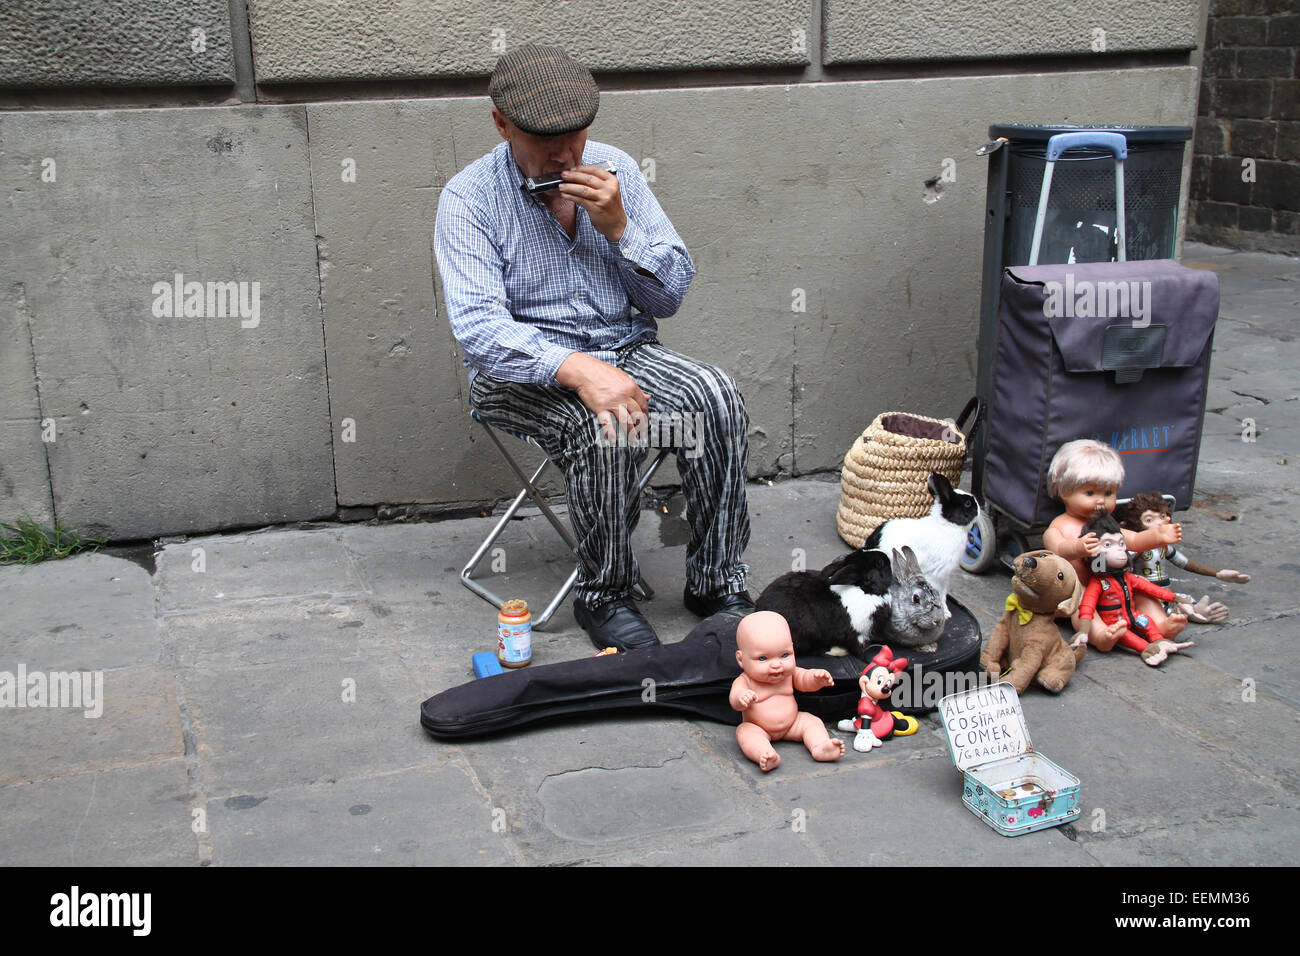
xmin=434 ymin=140 xmax=695 ymax=385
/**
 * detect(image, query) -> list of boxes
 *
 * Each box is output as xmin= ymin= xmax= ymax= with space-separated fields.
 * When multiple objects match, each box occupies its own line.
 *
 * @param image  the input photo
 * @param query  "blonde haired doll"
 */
xmin=1042 ymin=440 xmax=1186 ymax=645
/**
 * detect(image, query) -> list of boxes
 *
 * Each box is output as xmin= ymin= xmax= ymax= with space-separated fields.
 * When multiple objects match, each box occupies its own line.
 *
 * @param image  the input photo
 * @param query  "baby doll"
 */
xmin=1076 ymin=513 xmax=1195 ymax=666
xmin=835 ymin=645 xmax=920 ymax=752
xmin=730 ymin=610 xmax=846 ymax=772
xmin=1116 ymin=492 xmax=1249 ymax=624
xmin=1042 ymin=439 xmax=1186 ymax=637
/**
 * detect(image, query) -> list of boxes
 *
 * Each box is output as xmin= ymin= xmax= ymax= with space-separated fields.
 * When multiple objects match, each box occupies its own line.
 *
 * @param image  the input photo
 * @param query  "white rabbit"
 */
xmin=862 ymin=473 xmax=980 ymax=623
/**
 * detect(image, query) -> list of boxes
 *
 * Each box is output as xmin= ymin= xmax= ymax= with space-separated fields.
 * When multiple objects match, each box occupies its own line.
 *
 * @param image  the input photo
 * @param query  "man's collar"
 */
xmin=502 ymin=145 xmax=549 ymax=205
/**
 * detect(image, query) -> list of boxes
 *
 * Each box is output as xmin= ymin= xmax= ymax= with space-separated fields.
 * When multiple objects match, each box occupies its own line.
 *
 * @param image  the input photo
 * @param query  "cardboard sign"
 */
xmin=940 ymin=682 xmax=1030 ymax=772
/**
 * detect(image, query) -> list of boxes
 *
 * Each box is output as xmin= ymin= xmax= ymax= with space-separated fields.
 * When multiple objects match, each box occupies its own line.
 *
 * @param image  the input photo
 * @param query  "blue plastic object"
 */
xmin=472 ymin=652 xmax=503 ymax=679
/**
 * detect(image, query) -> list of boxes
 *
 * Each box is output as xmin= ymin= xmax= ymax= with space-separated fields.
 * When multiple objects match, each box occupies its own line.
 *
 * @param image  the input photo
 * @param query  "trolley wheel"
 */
xmin=996 ymin=528 xmax=1031 ymax=571
xmin=961 ymin=510 xmax=999 ymax=574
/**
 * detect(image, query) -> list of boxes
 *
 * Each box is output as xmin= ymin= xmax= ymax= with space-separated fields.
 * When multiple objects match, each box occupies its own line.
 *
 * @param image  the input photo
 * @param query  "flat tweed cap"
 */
xmin=489 ymin=44 xmax=599 ymax=136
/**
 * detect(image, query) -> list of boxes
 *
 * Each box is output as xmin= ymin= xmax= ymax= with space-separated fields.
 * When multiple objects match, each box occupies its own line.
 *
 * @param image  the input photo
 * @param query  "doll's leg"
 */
xmin=1087 ymin=615 xmax=1128 ymax=652
xmin=786 ymin=712 xmax=845 ymax=762
xmin=1115 ymin=626 xmax=1153 ymax=655
xmin=1135 ymin=593 xmax=1187 ymax=638
xmin=736 ymin=721 xmax=781 ymax=772
xmin=838 ymin=717 xmax=882 ymax=751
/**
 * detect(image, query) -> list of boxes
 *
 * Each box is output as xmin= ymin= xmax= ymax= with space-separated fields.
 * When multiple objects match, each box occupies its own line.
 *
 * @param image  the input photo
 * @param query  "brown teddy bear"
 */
xmin=981 ymin=550 xmax=1087 ymax=694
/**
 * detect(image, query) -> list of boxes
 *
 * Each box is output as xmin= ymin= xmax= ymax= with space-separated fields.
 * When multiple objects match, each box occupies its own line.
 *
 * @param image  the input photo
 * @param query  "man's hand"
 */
xmin=556 ymin=351 xmax=650 ymax=442
xmin=559 ymin=164 xmax=626 ymax=241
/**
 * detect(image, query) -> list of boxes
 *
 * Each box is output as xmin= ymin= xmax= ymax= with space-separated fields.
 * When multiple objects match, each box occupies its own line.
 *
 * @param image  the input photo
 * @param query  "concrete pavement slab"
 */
xmin=0 ymin=758 xmax=197 ymax=867
xmin=204 ymin=764 xmax=519 ymax=867
xmin=156 ymin=529 xmax=367 ymax=614
xmin=177 ymin=658 xmax=427 ymax=797
xmin=2 ymin=552 xmax=161 ymax=672
xmin=451 ymin=717 xmax=781 ymax=865
xmin=1076 ymin=803 xmax=1300 ymax=866
xmin=0 ymin=665 xmax=183 ymax=786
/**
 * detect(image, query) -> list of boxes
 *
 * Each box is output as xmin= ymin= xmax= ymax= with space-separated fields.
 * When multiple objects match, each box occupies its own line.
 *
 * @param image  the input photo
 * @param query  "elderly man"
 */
xmin=434 ymin=44 xmax=752 ymax=651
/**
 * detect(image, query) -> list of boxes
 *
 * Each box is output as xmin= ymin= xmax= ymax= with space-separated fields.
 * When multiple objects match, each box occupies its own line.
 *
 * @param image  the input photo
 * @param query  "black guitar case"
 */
xmin=420 ymin=599 xmax=981 ymax=740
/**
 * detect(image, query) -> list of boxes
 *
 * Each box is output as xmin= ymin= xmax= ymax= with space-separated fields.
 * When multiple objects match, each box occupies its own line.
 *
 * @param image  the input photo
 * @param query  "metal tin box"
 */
xmin=939 ymin=682 xmax=1080 ymax=836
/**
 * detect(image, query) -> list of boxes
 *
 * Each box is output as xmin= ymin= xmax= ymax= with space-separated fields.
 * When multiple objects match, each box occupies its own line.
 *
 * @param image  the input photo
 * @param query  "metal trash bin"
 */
xmin=982 ymin=123 xmax=1193 ymax=269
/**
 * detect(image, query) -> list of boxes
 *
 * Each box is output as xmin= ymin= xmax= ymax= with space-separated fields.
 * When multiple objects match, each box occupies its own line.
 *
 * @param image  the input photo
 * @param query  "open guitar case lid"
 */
xmin=420 ymin=600 xmax=981 ymax=741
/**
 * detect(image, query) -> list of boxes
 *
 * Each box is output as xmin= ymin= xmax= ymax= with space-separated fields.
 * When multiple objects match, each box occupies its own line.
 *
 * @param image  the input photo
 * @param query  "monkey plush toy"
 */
xmin=1077 ymin=513 xmax=1196 ymax=667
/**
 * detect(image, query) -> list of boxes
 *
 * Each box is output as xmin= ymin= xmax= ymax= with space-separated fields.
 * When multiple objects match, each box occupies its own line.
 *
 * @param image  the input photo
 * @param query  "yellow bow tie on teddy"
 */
xmin=1005 ymin=593 xmax=1034 ymax=625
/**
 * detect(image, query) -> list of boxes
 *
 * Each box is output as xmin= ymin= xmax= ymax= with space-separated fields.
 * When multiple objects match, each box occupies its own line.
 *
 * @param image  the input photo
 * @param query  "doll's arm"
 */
xmin=1171 ymin=546 xmax=1218 ymax=576
xmin=1124 ymin=524 xmax=1181 ymax=553
xmin=794 ymin=667 xmax=835 ymax=692
xmin=1128 ymin=574 xmax=1177 ymax=604
xmin=1077 ymin=578 xmax=1102 ymax=621
xmin=1173 ymin=548 xmax=1250 ymax=583
xmin=1045 ymin=521 xmax=1094 ymax=560
xmin=729 ymin=675 xmax=757 ymax=711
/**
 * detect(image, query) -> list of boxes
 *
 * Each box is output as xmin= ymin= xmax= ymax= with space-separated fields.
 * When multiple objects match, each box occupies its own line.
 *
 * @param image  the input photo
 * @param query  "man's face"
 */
xmin=492 ymin=108 xmax=588 ymax=180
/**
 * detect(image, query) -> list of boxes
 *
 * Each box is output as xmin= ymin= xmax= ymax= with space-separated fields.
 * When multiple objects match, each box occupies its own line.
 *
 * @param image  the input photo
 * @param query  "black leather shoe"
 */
xmin=683 ymin=588 xmax=756 ymax=619
xmin=573 ymin=597 xmax=661 ymax=653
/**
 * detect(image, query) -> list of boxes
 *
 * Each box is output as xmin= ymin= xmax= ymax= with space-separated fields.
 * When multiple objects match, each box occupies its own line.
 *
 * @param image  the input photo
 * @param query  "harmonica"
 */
xmin=523 ymin=160 xmax=617 ymax=194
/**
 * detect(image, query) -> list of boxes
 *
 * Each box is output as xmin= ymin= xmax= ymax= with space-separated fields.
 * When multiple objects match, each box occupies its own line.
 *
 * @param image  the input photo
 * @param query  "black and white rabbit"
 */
xmin=755 ymin=549 xmax=893 ymax=659
xmin=882 ymin=545 xmax=946 ymax=653
xmin=862 ymin=472 xmax=980 ymax=622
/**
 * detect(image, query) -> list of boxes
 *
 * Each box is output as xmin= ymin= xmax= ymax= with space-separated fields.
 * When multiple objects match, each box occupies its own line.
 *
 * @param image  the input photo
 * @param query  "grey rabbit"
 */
xmin=877 ymin=546 xmax=946 ymax=653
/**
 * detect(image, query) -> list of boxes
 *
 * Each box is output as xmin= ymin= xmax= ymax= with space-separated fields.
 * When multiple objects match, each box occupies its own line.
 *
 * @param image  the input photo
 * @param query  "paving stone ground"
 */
xmin=2 ymin=243 xmax=1296 ymax=866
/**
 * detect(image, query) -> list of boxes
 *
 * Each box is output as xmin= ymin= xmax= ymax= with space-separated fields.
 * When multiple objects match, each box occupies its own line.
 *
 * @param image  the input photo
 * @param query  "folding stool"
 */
xmin=459 ymin=410 xmax=670 ymax=628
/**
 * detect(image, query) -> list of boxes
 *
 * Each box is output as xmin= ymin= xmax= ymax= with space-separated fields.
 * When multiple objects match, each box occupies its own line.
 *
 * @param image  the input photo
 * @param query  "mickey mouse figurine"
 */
xmin=1076 ymin=513 xmax=1196 ymax=667
xmin=836 ymin=645 xmax=920 ymax=752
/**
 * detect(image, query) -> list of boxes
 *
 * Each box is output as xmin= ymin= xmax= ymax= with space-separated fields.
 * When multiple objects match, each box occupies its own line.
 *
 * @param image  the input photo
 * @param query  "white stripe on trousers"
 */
xmin=469 ymin=341 xmax=752 ymax=608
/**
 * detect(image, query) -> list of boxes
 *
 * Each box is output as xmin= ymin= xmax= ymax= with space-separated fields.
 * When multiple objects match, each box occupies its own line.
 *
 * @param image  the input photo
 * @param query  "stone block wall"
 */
xmin=1 ymin=1 xmax=1207 ymax=539
xmin=1189 ymin=0 xmax=1300 ymax=253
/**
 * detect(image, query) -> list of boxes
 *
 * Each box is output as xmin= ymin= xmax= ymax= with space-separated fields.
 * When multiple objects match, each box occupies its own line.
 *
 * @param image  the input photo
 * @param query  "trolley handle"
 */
xmin=953 ymin=395 xmax=982 ymax=440
xmin=1029 ymin=131 xmax=1129 ymax=266
xmin=1044 ymin=131 xmax=1128 ymax=163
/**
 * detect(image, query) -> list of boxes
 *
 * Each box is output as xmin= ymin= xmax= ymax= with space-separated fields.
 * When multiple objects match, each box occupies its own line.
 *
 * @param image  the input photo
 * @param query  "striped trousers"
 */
xmin=469 ymin=341 xmax=751 ymax=608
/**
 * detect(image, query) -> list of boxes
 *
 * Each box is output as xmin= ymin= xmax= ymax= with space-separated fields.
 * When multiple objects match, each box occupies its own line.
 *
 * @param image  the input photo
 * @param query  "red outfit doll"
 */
xmin=1076 ymin=514 xmax=1194 ymax=667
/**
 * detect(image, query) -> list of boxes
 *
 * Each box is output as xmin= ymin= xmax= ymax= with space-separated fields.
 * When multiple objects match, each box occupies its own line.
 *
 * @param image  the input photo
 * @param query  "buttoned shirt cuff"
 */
xmin=610 ymin=217 xmax=654 ymax=271
xmin=535 ymin=343 xmax=578 ymax=386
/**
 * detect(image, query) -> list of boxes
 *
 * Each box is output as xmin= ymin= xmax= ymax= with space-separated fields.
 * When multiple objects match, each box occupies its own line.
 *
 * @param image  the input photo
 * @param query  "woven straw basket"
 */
xmin=836 ymin=411 xmax=967 ymax=548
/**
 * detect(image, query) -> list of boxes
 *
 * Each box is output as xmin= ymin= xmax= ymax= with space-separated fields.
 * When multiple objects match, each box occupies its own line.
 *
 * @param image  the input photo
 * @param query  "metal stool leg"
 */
xmin=460 ymin=416 xmax=673 ymax=628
